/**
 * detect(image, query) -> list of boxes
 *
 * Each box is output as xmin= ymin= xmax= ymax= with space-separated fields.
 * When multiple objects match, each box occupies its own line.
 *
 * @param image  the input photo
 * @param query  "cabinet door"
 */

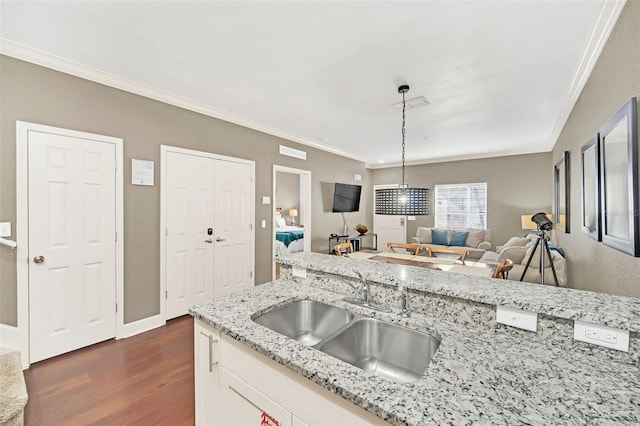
xmin=220 ymin=367 xmax=292 ymax=426
xmin=194 ymin=320 xmax=221 ymax=425
xmin=292 ymin=415 xmax=310 ymax=426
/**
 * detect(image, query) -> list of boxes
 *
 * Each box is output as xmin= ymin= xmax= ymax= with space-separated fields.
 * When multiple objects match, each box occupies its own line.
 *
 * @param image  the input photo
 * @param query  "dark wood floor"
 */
xmin=24 ymin=315 xmax=194 ymax=425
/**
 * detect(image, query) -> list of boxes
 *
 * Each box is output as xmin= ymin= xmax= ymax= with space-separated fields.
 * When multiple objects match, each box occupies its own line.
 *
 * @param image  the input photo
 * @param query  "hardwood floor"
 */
xmin=24 ymin=315 xmax=194 ymax=425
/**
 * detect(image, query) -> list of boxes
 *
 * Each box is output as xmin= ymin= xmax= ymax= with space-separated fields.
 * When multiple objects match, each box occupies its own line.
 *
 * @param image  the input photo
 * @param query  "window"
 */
xmin=434 ymin=183 xmax=487 ymax=229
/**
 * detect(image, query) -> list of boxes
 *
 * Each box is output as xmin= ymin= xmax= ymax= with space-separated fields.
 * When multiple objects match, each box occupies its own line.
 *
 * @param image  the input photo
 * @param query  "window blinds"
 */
xmin=434 ymin=183 xmax=487 ymax=229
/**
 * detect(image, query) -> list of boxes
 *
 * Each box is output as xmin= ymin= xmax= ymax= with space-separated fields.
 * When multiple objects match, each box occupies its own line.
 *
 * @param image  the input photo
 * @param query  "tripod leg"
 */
xmin=540 ymin=240 xmax=545 ymax=285
xmin=543 ymin=240 xmax=560 ymax=287
xmin=519 ymin=237 xmax=540 ymax=281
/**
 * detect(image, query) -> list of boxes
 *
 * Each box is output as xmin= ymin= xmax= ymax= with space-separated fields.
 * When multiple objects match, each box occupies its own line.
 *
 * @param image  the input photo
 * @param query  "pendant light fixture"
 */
xmin=375 ymin=85 xmax=431 ymax=215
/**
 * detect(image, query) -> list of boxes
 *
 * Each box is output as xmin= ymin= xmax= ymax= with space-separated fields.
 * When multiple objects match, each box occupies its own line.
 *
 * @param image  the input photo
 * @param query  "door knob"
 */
xmin=204 ymin=238 xmax=213 ymax=243
xmin=216 ymin=237 xmax=226 ymax=242
xmin=33 ymin=255 xmax=45 ymax=264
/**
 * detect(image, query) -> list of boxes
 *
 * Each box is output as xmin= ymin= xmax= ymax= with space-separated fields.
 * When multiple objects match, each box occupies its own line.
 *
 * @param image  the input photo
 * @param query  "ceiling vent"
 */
xmin=391 ymin=96 xmax=429 ymax=111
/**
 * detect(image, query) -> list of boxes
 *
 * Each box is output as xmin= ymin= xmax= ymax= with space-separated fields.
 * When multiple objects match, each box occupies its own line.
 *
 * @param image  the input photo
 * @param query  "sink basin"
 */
xmin=314 ymin=318 xmax=440 ymax=383
xmin=253 ymin=300 xmax=359 ymax=346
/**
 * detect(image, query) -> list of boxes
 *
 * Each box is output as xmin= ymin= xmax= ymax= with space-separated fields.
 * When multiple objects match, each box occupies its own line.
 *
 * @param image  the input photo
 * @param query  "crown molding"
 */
xmin=546 ymin=0 xmax=626 ymax=150
xmin=366 ymin=146 xmax=551 ymax=169
xmin=0 ymin=38 xmax=362 ymax=163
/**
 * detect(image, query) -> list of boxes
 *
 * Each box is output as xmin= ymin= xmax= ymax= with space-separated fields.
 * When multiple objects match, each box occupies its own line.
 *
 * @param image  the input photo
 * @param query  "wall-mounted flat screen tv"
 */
xmin=332 ymin=183 xmax=362 ymax=212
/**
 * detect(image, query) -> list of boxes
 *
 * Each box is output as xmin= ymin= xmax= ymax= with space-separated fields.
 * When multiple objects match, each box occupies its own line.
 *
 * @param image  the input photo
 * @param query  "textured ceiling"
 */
xmin=0 ymin=1 xmax=609 ymax=166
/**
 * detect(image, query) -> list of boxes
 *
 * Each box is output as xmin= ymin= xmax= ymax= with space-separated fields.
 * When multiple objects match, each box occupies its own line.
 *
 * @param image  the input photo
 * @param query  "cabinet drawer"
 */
xmin=221 ymin=367 xmax=292 ymax=426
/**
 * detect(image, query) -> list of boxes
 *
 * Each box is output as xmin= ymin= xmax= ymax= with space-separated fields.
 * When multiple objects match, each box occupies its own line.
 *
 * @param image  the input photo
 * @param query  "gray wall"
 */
xmin=275 ymin=172 xmax=300 ymax=225
xmin=550 ymin=0 xmax=640 ymax=298
xmin=0 ymin=56 xmax=369 ymax=325
xmin=369 ymin=152 xmax=553 ymax=250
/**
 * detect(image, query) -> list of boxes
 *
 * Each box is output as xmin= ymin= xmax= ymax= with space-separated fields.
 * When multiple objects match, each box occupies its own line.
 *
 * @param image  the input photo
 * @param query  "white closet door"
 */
xmin=214 ymin=160 xmax=254 ymax=298
xmin=165 ymin=152 xmax=215 ymax=319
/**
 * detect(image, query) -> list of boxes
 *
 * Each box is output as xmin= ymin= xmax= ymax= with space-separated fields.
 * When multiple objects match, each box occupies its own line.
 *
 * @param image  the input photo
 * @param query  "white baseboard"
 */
xmin=0 ymin=324 xmax=28 ymax=370
xmin=121 ymin=314 xmax=165 ymax=339
xmin=2 ymin=314 xmax=166 ymax=369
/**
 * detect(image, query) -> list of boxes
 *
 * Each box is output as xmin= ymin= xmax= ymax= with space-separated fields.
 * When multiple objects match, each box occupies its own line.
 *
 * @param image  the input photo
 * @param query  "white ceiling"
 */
xmin=0 ymin=1 xmax=616 ymax=167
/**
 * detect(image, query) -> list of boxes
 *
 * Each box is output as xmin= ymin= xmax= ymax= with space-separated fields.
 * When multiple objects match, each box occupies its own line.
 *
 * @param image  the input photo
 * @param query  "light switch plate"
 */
xmin=496 ymin=305 xmax=537 ymax=332
xmin=0 ymin=222 xmax=11 ymax=237
xmin=261 ymin=220 xmax=266 ymax=228
xmin=574 ymin=320 xmax=629 ymax=352
xmin=262 ymin=196 xmax=271 ymax=204
xmin=292 ymin=267 xmax=307 ymax=279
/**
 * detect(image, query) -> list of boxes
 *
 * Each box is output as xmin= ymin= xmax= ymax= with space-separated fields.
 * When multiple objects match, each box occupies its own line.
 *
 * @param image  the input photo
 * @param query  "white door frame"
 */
xmin=160 ymin=145 xmax=255 ymax=322
xmin=272 ymin=165 xmax=312 ymax=281
xmin=16 ymin=121 xmax=124 ymax=369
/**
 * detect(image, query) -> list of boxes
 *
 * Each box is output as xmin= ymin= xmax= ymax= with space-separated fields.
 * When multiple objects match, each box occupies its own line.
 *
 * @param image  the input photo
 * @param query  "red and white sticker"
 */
xmin=261 ymin=412 xmax=279 ymax=426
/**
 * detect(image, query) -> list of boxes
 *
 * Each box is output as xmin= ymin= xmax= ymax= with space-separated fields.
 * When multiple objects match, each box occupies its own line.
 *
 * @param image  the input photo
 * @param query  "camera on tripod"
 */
xmin=520 ymin=212 xmax=560 ymax=286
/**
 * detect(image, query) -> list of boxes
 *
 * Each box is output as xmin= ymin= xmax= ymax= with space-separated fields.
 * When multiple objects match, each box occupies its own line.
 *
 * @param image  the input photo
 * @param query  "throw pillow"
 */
xmin=465 ymin=229 xmax=484 ymax=248
xmin=450 ymin=231 xmax=469 ymax=247
xmin=497 ymin=246 xmax=529 ymax=264
xmin=431 ymin=229 xmax=448 ymax=245
xmin=275 ymin=218 xmax=286 ymax=228
xmin=417 ymin=227 xmax=432 ymax=244
xmin=498 ymin=236 xmax=530 ymax=253
xmin=548 ymin=244 xmax=565 ymax=257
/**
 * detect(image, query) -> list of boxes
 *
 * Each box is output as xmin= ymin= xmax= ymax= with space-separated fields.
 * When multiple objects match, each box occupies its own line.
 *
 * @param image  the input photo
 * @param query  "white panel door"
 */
xmin=28 ymin=131 xmax=116 ymax=363
xmin=373 ymin=185 xmax=407 ymax=249
xmin=374 ymin=213 xmax=407 ymax=249
xmin=166 ymin=152 xmax=215 ymax=319
xmin=214 ymin=160 xmax=254 ymax=298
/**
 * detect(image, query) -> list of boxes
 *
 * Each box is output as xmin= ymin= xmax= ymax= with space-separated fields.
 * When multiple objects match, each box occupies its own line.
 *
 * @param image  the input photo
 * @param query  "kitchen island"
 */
xmin=190 ymin=252 xmax=640 ymax=425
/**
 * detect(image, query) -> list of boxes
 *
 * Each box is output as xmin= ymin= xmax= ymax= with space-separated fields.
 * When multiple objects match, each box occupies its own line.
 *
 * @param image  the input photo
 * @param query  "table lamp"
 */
xmin=289 ymin=209 xmax=298 ymax=226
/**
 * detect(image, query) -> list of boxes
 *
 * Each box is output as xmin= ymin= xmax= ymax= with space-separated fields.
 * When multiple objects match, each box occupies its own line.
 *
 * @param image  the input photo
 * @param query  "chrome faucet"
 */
xmin=399 ymin=286 xmax=410 ymax=318
xmin=353 ymin=270 xmax=371 ymax=305
xmin=339 ymin=274 xmax=368 ymax=305
xmin=338 ymin=270 xmax=391 ymax=313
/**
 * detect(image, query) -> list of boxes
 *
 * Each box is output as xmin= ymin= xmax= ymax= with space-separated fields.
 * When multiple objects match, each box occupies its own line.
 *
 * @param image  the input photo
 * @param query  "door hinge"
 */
xmin=165 ymin=227 xmax=168 ymax=237
xmin=249 ymin=224 xmax=253 ymax=230
xmin=115 ymin=231 xmax=118 ymax=242
xmin=115 ymin=303 xmax=118 ymax=313
xmin=249 ymin=271 xmax=253 ymax=278
xmin=165 ymin=290 xmax=168 ymax=299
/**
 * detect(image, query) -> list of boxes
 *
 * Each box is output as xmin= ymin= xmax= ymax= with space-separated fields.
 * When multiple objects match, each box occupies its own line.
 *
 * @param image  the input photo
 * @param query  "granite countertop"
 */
xmin=190 ymin=277 xmax=640 ymax=425
xmin=278 ymin=252 xmax=640 ymax=333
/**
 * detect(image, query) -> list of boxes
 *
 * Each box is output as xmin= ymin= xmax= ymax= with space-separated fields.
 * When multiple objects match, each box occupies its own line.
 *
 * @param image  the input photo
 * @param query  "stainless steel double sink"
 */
xmin=253 ymin=300 xmax=440 ymax=383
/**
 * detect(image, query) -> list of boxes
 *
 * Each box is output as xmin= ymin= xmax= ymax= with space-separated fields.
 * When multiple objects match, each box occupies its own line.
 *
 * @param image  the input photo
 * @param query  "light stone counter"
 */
xmin=279 ymin=252 xmax=640 ymax=333
xmin=190 ymin=252 xmax=640 ymax=425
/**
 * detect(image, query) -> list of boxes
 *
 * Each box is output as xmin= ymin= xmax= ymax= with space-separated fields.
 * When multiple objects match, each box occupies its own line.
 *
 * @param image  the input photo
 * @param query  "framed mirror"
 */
xmin=554 ymin=151 xmax=570 ymax=233
xmin=599 ymin=97 xmax=639 ymax=256
xmin=581 ymin=135 xmax=600 ymax=240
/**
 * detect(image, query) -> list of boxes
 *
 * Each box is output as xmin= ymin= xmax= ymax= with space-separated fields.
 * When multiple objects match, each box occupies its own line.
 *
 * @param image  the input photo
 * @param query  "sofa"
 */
xmin=409 ymin=227 xmax=492 ymax=260
xmin=0 ymin=349 xmax=27 ymax=426
xmin=479 ymin=234 xmax=567 ymax=286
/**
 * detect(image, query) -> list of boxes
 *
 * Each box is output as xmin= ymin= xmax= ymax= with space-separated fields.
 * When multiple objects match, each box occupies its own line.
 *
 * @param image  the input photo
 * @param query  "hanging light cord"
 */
xmin=400 ymin=86 xmax=408 ymax=188
xmin=401 ymin=91 xmax=406 ymax=187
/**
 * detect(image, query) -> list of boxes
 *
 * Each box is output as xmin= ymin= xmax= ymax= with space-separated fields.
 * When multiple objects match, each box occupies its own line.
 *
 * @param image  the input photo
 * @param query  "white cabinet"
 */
xmin=194 ymin=320 xmax=220 ymax=425
xmin=220 ymin=367 xmax=292 ymax=426
xmin=292 ymin=416 xmax=310 ymax=426
xmin=194 ymin=319 xmax=387 ymax=426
